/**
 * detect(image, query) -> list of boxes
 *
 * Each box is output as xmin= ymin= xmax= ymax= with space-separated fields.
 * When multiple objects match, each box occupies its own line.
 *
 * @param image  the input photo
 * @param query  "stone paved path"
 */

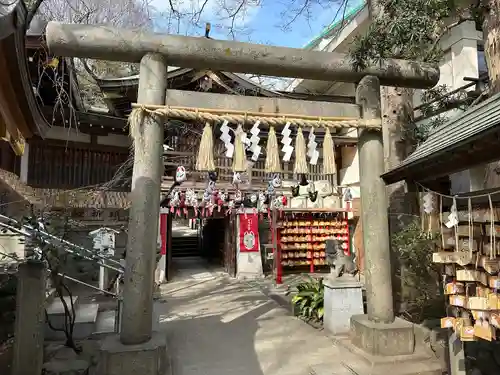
xmin=157 ymin=259 xmax=359 ymax=375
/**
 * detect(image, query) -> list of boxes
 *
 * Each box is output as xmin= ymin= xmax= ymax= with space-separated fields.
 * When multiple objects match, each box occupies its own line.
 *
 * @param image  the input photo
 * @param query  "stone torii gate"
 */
xmin=45 ymin=22 xmax=439 ymax=375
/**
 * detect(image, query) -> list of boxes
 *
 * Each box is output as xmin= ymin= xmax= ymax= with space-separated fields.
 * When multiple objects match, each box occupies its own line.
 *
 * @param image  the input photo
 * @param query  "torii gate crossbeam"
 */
xmin=46 ymin=22 xmax=438 ymax=89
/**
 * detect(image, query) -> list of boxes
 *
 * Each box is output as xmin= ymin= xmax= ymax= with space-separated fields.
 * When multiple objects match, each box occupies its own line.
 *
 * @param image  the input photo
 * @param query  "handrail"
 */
xmin=25 ymin=223 xmax=123 ymax=268
xmin=59 ymin=273 xmax=117 ymax=297
xmin=0 ymin=220 xmax=123 ymax=274
xmin=0 ymin=214 xmax=124 ymax=270
xmin=0 ymin=250 xmax=118 ymax=298
xmin=0 ymin=213 xmax=126 ymax=302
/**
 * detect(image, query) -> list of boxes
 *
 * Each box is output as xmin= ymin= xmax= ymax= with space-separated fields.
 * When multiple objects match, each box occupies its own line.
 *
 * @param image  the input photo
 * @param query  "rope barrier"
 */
xmin=416 ymin=181 xmax=500 ymax=200
xmin=130 ymin=104 xmax=382 ymax=130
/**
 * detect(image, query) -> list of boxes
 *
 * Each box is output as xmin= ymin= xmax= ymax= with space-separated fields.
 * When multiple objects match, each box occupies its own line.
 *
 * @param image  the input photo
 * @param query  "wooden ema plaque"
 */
xmin=433 ymin=198 xmax=500 ymax=342
xmin=474 ymin=321 xmax=496 ymax=341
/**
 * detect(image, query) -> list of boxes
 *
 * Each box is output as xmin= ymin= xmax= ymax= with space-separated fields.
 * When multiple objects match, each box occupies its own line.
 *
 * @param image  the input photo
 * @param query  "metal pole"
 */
xmin=120 ymin=53 xmax=167 ymax=345
xmin=45 ymin=22 xmax=439 ymax=89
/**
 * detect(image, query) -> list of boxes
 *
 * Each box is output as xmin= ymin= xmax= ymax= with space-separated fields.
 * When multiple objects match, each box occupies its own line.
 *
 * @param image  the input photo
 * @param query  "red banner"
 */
xmin=239 ymin=214 xmax=260 ymax=252
xmin=160 ymin=213 xmax=167 ymax=255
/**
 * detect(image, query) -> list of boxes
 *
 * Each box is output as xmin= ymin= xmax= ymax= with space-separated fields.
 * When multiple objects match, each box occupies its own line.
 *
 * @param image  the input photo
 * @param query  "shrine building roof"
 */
xmin=382 ymin=91 xmax=500 ymax=184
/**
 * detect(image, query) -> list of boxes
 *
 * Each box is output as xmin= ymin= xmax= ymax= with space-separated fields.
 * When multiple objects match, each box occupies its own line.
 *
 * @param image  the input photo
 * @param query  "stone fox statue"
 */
xmin=325 ymin=238 xmax=358 ymax=278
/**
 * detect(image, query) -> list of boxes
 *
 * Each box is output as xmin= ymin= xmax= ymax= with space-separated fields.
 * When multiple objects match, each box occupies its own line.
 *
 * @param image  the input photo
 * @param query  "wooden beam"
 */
xmin=167 ymin=89 xmax=360 ymax=118
xmin=0 ymin=40 xmax=29 ymax=153
xmin=275 ymin=91 xmax=355 ymax=104
xmin=41 ymin=106 xmax=127 ymax=130
xmin=43 ymin=92 xmax=365 ymax=133
xmin=25 ymin=35 xmax=46 ymax=49
xmin=29 ymin=136 xmax=129 ymax=153
xmin=79 ymin=111 xmax=127 ymax=129
xmin=161 ymin=178 xmax=268 ymax=192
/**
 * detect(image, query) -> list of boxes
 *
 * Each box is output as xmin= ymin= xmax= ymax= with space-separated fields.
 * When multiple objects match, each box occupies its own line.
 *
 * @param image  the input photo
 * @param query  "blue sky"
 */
xmin=240 ymin=0 xmax=362 ymax=47
xmin=152 ymin=0 xmax=365 ymax=49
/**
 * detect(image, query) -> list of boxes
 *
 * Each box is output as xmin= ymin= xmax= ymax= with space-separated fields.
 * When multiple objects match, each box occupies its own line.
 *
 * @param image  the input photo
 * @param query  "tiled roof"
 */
xmin=383 ymin=91 xmax=500 ymax=182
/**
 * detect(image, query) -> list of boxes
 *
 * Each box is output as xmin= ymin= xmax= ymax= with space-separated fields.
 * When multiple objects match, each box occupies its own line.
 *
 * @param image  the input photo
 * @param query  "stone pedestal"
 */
xmin=323 ymin=276 xmax=363 ymax=335
xmin=97 ymin=332 xmax=168 ymax=375
xmin=447 ymin=330 xmax=466 ymax=375
xmin=12 ymin=261 xmax=47 ymax=375
xmin=350 ymin=314 xmax=415 ymax=356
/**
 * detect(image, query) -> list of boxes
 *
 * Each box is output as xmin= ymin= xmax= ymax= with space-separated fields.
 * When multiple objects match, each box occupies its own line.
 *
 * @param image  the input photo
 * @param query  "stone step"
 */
xmin=172 ymin=243 xmax=199 ymax=250
xmin=172 ymin=251 xmax=201 ymax=257
xmin=46 ymin=296 xmax=81 ymax=330
xmin=172 ymin=238 xmax=198 ymax=244
xmin=92 ymin=310 xmax=117 ymax=338
xmin=43 ymin=359 xmax=90 ymax=375
xmin=331 ymin=335 xmax=444 ymax=375
xmin=92 ymin=303 xmax=162 ymax=338
xmin=46 ymin=296 xmax=80 ymax=316
xmin=172 ymin=240 xmax=199 ymax=244
xmin=45 ymin=302 xmax=99 ymax=341
xmin=172 ymin=236 xmax=200 ymax=257
xmin=172 ymin=249 xmax=200 ymax=257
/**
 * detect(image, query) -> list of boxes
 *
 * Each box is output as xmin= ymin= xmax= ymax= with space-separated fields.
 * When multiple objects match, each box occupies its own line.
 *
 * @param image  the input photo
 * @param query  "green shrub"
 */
xmin=392 ymin=220 xmax=444 ymax=323
xmin=286 ymin=276 xmax=324 ymax=322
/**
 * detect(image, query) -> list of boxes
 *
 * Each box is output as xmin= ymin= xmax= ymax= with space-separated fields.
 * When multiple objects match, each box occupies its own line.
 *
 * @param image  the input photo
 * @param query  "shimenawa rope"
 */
xmin=130 ymin=105 xmax=382 ymax=129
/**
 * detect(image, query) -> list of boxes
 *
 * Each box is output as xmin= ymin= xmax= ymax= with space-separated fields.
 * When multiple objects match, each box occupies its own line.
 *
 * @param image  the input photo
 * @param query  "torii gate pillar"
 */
xmin=98 ymin=53 xmax=168 ymax=375
xmin=349 ymin=76 xmax=416 ymax=357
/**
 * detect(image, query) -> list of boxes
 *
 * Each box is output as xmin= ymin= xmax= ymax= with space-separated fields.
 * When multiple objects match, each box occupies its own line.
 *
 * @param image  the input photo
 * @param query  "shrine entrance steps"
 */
xmin=168 ymin=217 xmax=234 ymax=281
xmin=172 ymin=236 xmax=200 ymax=258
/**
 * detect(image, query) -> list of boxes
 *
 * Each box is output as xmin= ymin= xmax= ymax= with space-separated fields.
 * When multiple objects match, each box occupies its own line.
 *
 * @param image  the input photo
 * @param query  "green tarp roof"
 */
xmin=303 ymin=0 xmax=366 ymax=50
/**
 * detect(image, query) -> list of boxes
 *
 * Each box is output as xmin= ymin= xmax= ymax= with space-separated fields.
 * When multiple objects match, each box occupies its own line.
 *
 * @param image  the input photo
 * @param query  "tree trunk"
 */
xmin=380 ymin=86 xmax=419 ymax=313
xmin=368 ymin=0 xmax=420 ymax=313
xmin=368 ymin=0 xmax=419 ymax=229
xmin=381 ymin=86 xmax=417 ymax=231
xmin=483 ymin=0 xmax=500 ymax=95
xmin=482 ymin=0 xmax=500 ymax=188
xmin=368 ymin=0 xmax=419 ymax=227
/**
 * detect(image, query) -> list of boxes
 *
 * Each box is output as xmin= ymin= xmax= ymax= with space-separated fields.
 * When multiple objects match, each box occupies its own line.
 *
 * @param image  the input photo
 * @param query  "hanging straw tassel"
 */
xmin=196 ymin=122 xmax=216 ymax=171
xmin=233 ymin=124 xmax=247 ymax=172
xmin=265 ymin=126 xmax=281 ymax=173
xmin=128 ymin=108 xmax=146 ymax=149
xmin=293 ymin=127 xmax=308 ymax=174
xmin=322 ymin=128 xmax=337 ymax=175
